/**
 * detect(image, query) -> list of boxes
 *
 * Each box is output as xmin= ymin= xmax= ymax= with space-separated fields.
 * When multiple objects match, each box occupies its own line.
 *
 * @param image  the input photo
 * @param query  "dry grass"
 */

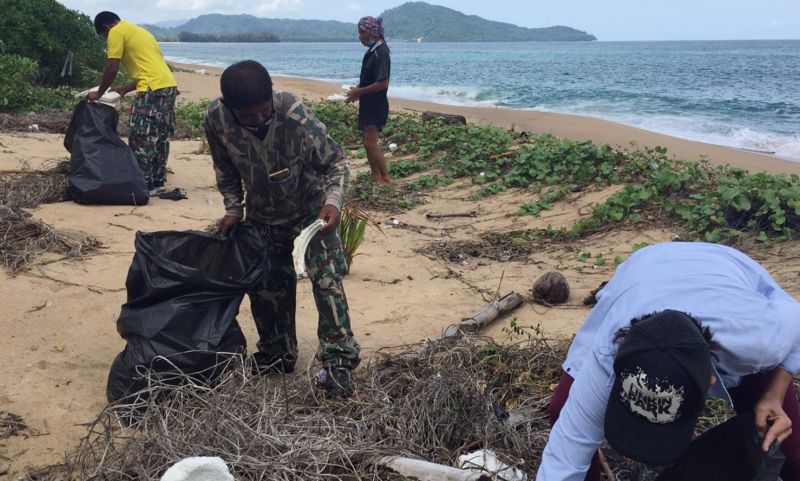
xmin=0 ymin=411 xmax=27 ymax=439
xmin=0 ymin=204 xmax=99 ymax=275
xmin=23 ymin=335 xmax=568 ymax=481
xmin=0 ymin=160 xmax=71 ymax=208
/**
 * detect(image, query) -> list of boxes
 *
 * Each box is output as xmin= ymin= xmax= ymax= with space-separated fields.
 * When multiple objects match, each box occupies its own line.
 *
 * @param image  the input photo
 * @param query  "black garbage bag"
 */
xmin=656 ymin=412 xmax=785 ymax=481
xmin=106 ymin=224 xmax=267 ymax=402
xmin=64 ymin=100 xmax=149 ymax=205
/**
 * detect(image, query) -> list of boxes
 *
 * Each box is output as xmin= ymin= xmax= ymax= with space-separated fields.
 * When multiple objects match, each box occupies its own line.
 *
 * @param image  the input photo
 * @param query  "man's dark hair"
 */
xmin=93 ymin=11 xmax=120 ymax=35
xmin=614 ymin=311 xmax=721 ymax=354
xmin=220 ymin=60 xmax=273 ymax=110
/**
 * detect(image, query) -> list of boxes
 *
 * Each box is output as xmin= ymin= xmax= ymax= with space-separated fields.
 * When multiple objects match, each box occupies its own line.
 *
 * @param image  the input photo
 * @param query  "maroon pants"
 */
xmin=547 ymin=371 xmax=800 ymax=481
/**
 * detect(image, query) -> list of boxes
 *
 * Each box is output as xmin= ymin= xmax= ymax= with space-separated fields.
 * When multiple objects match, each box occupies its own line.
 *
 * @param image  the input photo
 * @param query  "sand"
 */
xmin=1 ymin=66 xmax=799 ymax=477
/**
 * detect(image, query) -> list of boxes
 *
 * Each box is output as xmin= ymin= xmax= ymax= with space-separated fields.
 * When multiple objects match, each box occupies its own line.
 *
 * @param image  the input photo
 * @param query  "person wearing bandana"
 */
xmin=346 ymin=16 xmax=391 ymax=185
xmin=204 ymin=60 xmax=361 ymax=397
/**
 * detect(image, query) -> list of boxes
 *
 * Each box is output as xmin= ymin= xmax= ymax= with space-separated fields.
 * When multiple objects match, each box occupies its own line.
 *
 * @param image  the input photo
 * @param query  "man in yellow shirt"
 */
xmin=88 ymin=11 xmax=178 ymax=195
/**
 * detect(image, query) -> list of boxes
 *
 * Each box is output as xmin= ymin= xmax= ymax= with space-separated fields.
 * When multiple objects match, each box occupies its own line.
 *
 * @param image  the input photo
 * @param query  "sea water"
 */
xmin=161 ymin=40 xmax=800 ymax=161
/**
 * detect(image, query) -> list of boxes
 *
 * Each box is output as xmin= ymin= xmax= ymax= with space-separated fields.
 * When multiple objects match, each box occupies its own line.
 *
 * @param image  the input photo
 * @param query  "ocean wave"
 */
xmin=388 ymin=85 xmax=503 ymax=107
xmin=603 ymin=113 xmax=800 ymax=161
xmin=164 ymin=56 xmax=227 ymax=68
xmin=522 ymin=102 xmax=800 ymax=162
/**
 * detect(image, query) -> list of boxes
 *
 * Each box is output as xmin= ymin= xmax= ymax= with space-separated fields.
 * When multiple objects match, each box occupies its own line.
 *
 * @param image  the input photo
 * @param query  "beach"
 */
xmin=2 ymin=65 xmax=800 ymax=477
xmin=172 ymin=63 xmax=800 ymax=175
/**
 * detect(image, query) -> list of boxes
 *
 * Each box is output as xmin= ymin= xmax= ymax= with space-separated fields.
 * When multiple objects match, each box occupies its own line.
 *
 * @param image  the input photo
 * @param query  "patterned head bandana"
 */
xmin=358 ymin=16 xmax=384 ymax=38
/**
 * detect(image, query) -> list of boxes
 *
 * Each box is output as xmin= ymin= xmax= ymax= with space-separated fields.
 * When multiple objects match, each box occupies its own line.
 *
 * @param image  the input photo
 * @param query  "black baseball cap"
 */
xmin=605 ymin=310 xmax=712 ymax=466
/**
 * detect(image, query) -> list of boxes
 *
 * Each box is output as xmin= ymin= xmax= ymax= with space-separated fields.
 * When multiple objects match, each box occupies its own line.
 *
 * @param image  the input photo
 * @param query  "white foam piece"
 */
xmin=160 ymin=457 xmax=234 ymax=481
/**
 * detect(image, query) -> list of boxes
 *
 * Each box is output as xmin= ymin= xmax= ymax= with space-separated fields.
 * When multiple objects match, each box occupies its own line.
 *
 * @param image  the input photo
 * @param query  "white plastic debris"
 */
xmin=196 ymin=68 xmax=207 ymax=75
xmin=160 ymin=457 xmax=234 ymax=481
xmin=456 ymin=449 xmax=527 ymax=481
xmin=77 ymin=86 xmax=122 ymax=109
xmin=389 ymin=143 xmax=398 ymax=152
xmin=292 ymin=219 xmax=326 ymax=278
xmin=327 ymin=94 xmax=346 ymax=102
xmin=28 ymin=124 xmax=39 ymax=131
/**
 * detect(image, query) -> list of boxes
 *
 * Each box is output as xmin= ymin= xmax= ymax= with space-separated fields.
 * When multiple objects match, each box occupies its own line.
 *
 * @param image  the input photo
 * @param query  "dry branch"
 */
xmin=426 ymin=211 xmax=478 ymax=220
xmin=28 ymin=335 xmax=567 ymax=481
xmin=441 ymin=292 xmax=525 ymax=339
xmin=0 ymin=160 xmax=70 ymax=208
xmin=0 ymin=204 xmax=99 ymax=275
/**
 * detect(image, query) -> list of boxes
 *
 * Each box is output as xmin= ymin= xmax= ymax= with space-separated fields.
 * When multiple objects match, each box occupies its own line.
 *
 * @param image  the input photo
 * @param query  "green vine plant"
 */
xmin=283 ymin=101 xmax=800 ymax=245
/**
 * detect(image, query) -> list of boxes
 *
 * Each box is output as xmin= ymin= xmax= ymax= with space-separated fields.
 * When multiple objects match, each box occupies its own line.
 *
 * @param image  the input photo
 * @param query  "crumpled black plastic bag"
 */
xmin=656 ymin=411 xmax=785 ymax=481
xmin=106 ymin=224 xmax=267 ymax=402
xmin=64 ymin=101 xmax=149 ymax=205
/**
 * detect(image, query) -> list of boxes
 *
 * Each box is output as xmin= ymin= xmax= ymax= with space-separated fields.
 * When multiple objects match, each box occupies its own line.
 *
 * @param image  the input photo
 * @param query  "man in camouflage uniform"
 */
xmin=89 ymin=11 xmax=177 ymax=196
xmin=204 ymin=60 xmax=360 ymax=396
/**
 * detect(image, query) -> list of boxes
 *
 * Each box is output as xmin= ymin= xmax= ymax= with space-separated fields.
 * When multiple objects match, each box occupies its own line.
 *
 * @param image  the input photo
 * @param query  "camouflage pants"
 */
xmin=129 ymin=87 xmax=177 ymax=189
xmin=248 ymin=212 xmax=361 ymax=370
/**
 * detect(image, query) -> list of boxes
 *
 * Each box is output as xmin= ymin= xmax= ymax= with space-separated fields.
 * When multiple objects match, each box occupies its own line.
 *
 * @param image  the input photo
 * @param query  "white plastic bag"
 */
xmin=160 ymin=457 xmax=234 ymax=481
xmin=457 ymin=449 xmax=527 ymax=481
xmin=76 ymin=86 xmax=122 ymax=110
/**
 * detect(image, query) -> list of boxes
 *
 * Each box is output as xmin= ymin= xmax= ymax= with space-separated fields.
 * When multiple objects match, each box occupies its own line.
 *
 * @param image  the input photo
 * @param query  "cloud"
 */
xmin=255 ymin=0 xmax=302 ymax=15
xmin=150 ymin=0 xmax=302 ymax=15
xmin=346 ymin=3 xmax=362 ymax=12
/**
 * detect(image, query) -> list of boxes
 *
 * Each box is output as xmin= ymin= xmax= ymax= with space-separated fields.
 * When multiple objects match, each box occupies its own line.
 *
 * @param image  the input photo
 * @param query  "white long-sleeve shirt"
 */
xmin=536 ymin=242 xmax=800 ymax=481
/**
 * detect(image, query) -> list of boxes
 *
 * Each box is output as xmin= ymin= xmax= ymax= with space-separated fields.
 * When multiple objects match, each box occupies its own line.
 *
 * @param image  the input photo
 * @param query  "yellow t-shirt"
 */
xmin=106 ymin=21 xmax=177 ymax=92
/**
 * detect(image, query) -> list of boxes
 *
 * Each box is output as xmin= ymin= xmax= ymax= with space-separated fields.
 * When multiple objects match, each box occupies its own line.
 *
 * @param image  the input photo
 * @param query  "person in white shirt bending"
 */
xmin=537 ymin=242 xmax=800 ymax=481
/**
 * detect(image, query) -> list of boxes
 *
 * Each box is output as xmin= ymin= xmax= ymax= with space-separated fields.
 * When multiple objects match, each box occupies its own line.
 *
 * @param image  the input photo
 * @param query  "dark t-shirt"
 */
xmin=358 ymin=41 xmax=390 ymax=129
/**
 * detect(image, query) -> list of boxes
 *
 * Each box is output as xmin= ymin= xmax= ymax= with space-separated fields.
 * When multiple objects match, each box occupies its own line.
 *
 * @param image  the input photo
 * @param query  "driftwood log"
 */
xmin=426 ymin=211 xmax=478 ymax=219
xmin=404 ymin=292 xmax=525 ymax=361
xmin=378 ymin=456 xmax=490 ymax=481
xmin=441 ymin=292 xmax=525 ymax=339
xmin=422 ymin=111 xmax=467 ymax=125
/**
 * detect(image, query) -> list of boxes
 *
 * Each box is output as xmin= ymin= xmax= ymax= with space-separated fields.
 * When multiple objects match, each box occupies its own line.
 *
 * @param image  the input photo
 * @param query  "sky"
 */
xmin=57 ymin=0 xmax=800 ymax=41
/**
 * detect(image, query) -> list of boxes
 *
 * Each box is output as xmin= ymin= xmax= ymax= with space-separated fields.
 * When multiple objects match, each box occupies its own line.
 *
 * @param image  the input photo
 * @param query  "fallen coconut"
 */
xmin=532 ymin=271 xmax=570 ymax=304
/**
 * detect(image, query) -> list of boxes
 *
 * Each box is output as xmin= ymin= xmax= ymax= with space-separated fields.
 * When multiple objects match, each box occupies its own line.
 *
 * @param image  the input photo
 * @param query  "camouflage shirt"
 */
xmin=205 ymin=91 xmax=349 ymax=226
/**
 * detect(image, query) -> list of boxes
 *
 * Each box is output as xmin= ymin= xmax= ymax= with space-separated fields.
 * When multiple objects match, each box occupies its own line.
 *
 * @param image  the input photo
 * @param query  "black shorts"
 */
xmin=358 ymin=95 xmax=389 ymax=132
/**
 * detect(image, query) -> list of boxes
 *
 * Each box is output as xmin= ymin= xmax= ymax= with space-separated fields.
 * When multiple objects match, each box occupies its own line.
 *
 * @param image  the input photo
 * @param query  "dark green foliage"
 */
xmin=388 ymin=159 xmax=426 ymax=178
xmin=380 ymin=2 xmax=597 ymax=42
xmin=518 ymin=185 xmax=575 ymax=217
xmin=141 ymin=3 xmax=596 ymax=43
xmin=176 ymin=31 xmax=280 ymax=43
xmin=0 ymin=53 xmax=75 ymax=111
xmin=311 ymin=102 xmax=361 ymax=147
xmin=0 ymin=0 xmax=105 ymax=87
xmin=174 ymin=100 xmax=212 ymax=138
xmin=148 ymin=14 xmax=355 ymax=42
xmin=313 ymin=100 xmax=800 ymax=243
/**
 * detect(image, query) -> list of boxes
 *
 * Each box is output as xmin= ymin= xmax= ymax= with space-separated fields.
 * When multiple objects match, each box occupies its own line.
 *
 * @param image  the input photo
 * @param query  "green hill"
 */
xmin=144 ymin=2 xmax=596 ymax=43
xmin=381 ymin=2 xmax=596 ymax=42
xmin=173 ymin=14 xmax=354 ymax=42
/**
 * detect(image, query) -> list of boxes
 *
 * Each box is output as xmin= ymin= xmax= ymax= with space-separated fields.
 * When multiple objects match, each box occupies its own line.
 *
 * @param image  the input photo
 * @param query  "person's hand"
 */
xmin=110 ymin=85 xmax=129 ymax=96
xmin=318 ymin=204 xmax=340 ymax=234
xmin=85 ymin=91 xmax=102 ymax=102
xmin=755 ymin=396 xmax=793 ymax=452
xmin=344 ymin=87 xmax=360 ymax=104
xmin=219 ymin=214 xmax=241 ymax=235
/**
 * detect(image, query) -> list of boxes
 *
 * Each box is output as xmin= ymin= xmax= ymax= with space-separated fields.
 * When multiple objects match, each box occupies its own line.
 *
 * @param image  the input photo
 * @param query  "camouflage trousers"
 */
xmin=129 ymin=87 xmax=177 ymax=189
xmin=248 ymin=212 xmax=361 ymax=370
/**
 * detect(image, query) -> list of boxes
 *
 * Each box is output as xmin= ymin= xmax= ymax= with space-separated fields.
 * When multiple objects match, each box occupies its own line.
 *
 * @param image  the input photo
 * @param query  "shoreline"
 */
xmin=169 ymin=61 xmax=800 ymax=176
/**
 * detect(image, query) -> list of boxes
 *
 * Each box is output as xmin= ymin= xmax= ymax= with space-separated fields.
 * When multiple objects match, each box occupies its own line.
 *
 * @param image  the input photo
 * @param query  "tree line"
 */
xmin=176 ymin=31 xmax=280 ymax=43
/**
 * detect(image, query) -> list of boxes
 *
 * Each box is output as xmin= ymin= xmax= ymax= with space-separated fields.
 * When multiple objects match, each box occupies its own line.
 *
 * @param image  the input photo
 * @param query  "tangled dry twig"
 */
xmin=0 ymin=160 xmax=71 ymax=208
xmin=26 ymin=335 xmax=568 ymax=481
xmin=0 ymin=204 xmax=99 ymax=275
